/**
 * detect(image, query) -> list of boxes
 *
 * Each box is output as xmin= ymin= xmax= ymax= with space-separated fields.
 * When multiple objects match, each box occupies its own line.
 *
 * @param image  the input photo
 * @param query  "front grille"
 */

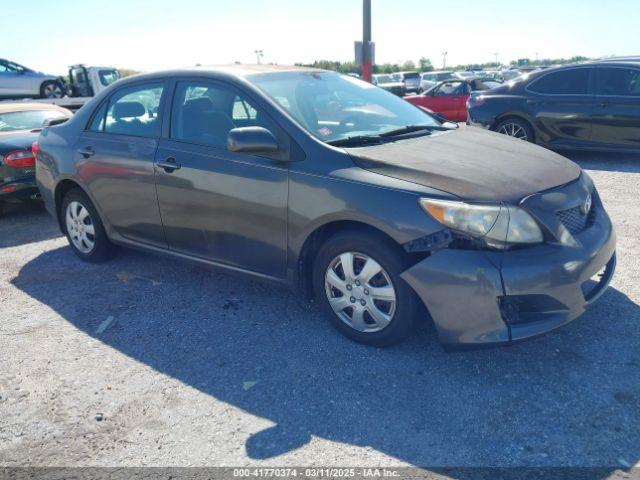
xmin=556 ymin=204 xmax=595 ymax=235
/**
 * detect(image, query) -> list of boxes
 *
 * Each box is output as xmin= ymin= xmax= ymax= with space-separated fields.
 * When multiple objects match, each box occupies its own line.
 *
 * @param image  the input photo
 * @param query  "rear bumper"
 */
xmin=401 ymin=210 xmax=616 ymax=349
xmin=0 ymin=178 xmax=39 ymax=203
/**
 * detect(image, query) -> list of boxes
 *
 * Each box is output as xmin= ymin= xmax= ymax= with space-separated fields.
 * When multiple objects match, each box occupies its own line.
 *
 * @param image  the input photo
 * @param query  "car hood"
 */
xmin=347 ymin=127 xmax=581 ymax=203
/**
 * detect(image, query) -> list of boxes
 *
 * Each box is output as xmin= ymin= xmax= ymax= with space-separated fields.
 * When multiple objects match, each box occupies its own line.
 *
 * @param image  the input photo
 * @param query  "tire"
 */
xmin=313 ymin=230 xmax=420 ymax=347
xmin=61 ymin=189 xmax=113 ymax=262
xmin=40 ymin=81 xmax=64 ymax=99
xmin=493 ymin=117 xmax=535 ymax=142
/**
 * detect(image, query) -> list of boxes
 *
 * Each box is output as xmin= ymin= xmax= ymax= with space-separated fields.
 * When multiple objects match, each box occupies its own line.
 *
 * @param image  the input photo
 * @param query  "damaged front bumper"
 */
xmin=400 ymin=206 xmax=616 ymax=349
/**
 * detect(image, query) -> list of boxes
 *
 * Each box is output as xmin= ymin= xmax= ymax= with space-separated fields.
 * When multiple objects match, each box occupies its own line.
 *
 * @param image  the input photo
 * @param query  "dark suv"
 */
xmin=467 ymin=60 xmax=640 ymax=152
xmin=36 ymin=66 xmax=615 ymax=349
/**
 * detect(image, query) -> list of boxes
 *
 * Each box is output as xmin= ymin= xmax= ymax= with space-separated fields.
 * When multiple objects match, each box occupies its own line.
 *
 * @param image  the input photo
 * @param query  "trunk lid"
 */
xmin=0 ymin=131 xmax=38 ymax=184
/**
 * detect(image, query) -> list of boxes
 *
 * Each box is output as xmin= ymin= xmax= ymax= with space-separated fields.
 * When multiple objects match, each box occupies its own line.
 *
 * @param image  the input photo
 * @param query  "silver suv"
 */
xmin=0 ymin=59 xmax=64 ymax=99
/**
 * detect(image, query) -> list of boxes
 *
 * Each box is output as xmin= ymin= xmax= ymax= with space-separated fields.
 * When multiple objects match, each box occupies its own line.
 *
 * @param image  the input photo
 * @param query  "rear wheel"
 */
xmin=61 ymin=189 xmax=113 ymax=262
xmin=494 ymin=117 xmax=534 ymax=142
xmin=40 ymin=81 xmax=64 ymax=99
xmin=313 ymin=231 xmax=419 ymax=347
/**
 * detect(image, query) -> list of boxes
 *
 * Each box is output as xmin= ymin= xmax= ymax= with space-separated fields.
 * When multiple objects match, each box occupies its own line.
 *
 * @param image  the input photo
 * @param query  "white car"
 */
xmin=419 ymin=71 xmax=456 ymax=92
xmin=0 ymin=59 xmax=64 ymax=99
xmin=397 ymin=71 xmax=421 ymax=93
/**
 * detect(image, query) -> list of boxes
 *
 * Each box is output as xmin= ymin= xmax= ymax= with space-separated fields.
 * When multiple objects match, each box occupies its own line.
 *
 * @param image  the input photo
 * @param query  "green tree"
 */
xmin=401 ymin=60 xmax=416 ymax=71
xmin=418 ymin=57 xmax=434 ymax=72
xmin=118 ymin=68 xmax=141 ymax=78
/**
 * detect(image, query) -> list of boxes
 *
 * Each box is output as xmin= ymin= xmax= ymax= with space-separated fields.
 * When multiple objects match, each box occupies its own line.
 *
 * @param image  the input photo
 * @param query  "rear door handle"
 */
xmin=156 ymin=157 xmax=181 ymax=173
xmin=78 ymin=147 xmax=95 ymax=158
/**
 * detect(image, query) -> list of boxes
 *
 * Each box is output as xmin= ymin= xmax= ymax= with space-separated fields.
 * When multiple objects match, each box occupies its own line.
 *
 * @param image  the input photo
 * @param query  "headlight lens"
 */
xmin=420 ymin=198 xmax=543 ymax=249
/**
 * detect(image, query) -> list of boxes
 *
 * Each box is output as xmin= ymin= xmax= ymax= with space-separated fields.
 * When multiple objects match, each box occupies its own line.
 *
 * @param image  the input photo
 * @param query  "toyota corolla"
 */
xmin=35 ymin=65 xmax=616 ymax=349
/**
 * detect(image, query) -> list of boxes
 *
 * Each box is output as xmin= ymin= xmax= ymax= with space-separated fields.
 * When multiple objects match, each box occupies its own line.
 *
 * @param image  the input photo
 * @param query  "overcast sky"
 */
xmin=5 ymin=0 xmax=638 ymax=75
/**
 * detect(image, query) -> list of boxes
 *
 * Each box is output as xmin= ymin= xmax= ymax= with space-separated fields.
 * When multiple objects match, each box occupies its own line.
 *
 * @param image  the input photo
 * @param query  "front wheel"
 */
xmin=494 ymin=117 xmax=534 ymax=142
xmin=313 ymin=231 xmax=419 ymax=347
xmin=62 ymin=189 xmax=113 ymax=262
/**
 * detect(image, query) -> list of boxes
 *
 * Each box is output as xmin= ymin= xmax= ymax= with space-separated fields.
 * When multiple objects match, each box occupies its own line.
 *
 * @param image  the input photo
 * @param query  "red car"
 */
xmin=404 ymin=78 xmax=500 ymax=122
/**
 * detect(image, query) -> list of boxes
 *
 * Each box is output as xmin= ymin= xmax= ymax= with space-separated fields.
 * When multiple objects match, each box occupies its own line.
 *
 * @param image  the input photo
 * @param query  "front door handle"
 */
xmin=78 ymin=147 xmax=95 ymax=158
xmin=156 ymin=157 xmax=181 ymax=173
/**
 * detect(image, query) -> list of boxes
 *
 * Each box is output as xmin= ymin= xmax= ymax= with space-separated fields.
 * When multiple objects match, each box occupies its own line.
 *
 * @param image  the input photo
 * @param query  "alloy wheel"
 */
xmin=44 ymin=84 xmax=63 ymax=98
xmin=497 ymin=122 xmax=528 ymax=140
xmin=324 ymin=252 xmax=397 ymax=333
xmin=65 ymin=201 xmax=95 ymax=253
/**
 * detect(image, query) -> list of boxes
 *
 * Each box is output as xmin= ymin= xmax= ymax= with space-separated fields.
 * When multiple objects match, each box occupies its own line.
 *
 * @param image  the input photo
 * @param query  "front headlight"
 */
xmin=419 ymin=198 xmax=543 ymax=249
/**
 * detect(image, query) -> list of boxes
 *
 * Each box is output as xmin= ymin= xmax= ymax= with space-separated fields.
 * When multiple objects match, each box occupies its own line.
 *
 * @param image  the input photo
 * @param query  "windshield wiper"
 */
xmin=379 ymin=125 xmax=451 ymax=137
xmin=326 ymin=135 xmax=384 ymax=147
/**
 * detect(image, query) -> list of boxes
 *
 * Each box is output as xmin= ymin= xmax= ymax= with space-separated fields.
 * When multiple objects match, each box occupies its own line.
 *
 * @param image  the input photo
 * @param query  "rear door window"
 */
xmin=597 ymin=67 xmax=640 ymax=96
xmin=527 ymin=68 xmax=591 ymax=95
xmin=103 ymin=83 xmax=164 ymax=137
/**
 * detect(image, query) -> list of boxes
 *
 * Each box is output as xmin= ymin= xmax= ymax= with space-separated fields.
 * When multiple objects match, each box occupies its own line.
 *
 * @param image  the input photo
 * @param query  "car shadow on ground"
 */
xmin=564 ymin=151 xmax=640 ymax=173
xmin=11 ymin=245 xmax=640 ymax=477
xmin=0 ymin=201 xmax=61 ymax=248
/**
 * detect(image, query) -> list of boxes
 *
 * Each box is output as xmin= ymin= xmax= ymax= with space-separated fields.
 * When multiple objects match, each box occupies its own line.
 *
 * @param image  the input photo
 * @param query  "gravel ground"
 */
xmin=0 ymin=152 xmax=639 ymax=474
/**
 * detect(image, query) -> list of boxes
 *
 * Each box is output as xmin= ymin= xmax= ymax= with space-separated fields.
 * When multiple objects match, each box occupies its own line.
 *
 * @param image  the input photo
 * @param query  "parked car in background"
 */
xmin=419 ymin=71 xmax=456 ymax=92
xmin=467 ymin=60 xmax=640 ymax=152
xmin=477 ymin=70 xmax=503 ymax=82
xmin=36 ymin=65 xmax=615 ymax=349
xmin=500 ymin=69 xmax=524 ymax=81
xmin=0 ymin=59 xmax=64 ymax=99
xmin=454 ymin=71 xmax=476 ymax=80
xmin=397 ymin=71 xmax=421 ymax=93
xmin=0 ymin=103 xmax=72 ymax=214
xmin=372 ymin=74 xmax=405 ymax=96
xmin=405 ymin=78 xmax=499 ymax=122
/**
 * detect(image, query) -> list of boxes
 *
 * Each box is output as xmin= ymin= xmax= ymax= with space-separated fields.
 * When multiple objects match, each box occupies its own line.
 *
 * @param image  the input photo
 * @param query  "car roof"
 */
xmin=520 ymin=60 xmax=640 ymax=79
xmin=108 ymin=64 xmax=333 ymax=89
xmin=593 ymin=56 xmax=640 ymax=63
xmin=0 ymin=102 xmax=73 ymax=115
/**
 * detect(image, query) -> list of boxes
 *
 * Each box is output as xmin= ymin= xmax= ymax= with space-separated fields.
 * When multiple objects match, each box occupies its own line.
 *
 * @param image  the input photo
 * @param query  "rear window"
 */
xmin=528 ymin=68 xmax=591 ymax=95
xmin=403 ymin=72 xmax=420 ymax=79
xmin=99 ymin=69 xmax=120 ymax=87
xmin=0 ymin=110 xmax=68 ymax=132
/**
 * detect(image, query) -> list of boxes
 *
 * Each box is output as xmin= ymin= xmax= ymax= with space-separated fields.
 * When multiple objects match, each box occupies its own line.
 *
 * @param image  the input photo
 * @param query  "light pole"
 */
xmin=494 ymin=51 xmax=499 ymax=66
xmin=362 ymin=0 xmax=372 ymax=82
xmin=254 ymin=50 xmax=264 ymax=64
xmin=442 ymin=51 xmax=448 ymax=69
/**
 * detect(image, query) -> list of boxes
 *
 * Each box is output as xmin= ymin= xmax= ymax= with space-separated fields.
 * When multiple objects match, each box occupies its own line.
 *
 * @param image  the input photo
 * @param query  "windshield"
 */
xmin=249 ymin=71 xmax=440 ymax=143
xmin=0 ymin=110 xmax=68 ymax=132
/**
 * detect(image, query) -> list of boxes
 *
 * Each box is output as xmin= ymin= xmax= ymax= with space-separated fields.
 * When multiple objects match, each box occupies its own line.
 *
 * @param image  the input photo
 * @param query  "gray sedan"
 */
xmin=0 ymin=59 xmax=64 ymax=99
xmin=35 ymin=65 xmax=616 ymax=349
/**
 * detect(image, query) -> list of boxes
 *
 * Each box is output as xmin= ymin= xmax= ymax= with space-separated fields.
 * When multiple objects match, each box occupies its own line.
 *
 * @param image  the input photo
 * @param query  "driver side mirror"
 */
xmin=227 ymin=127 xmax=278 ymax=154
